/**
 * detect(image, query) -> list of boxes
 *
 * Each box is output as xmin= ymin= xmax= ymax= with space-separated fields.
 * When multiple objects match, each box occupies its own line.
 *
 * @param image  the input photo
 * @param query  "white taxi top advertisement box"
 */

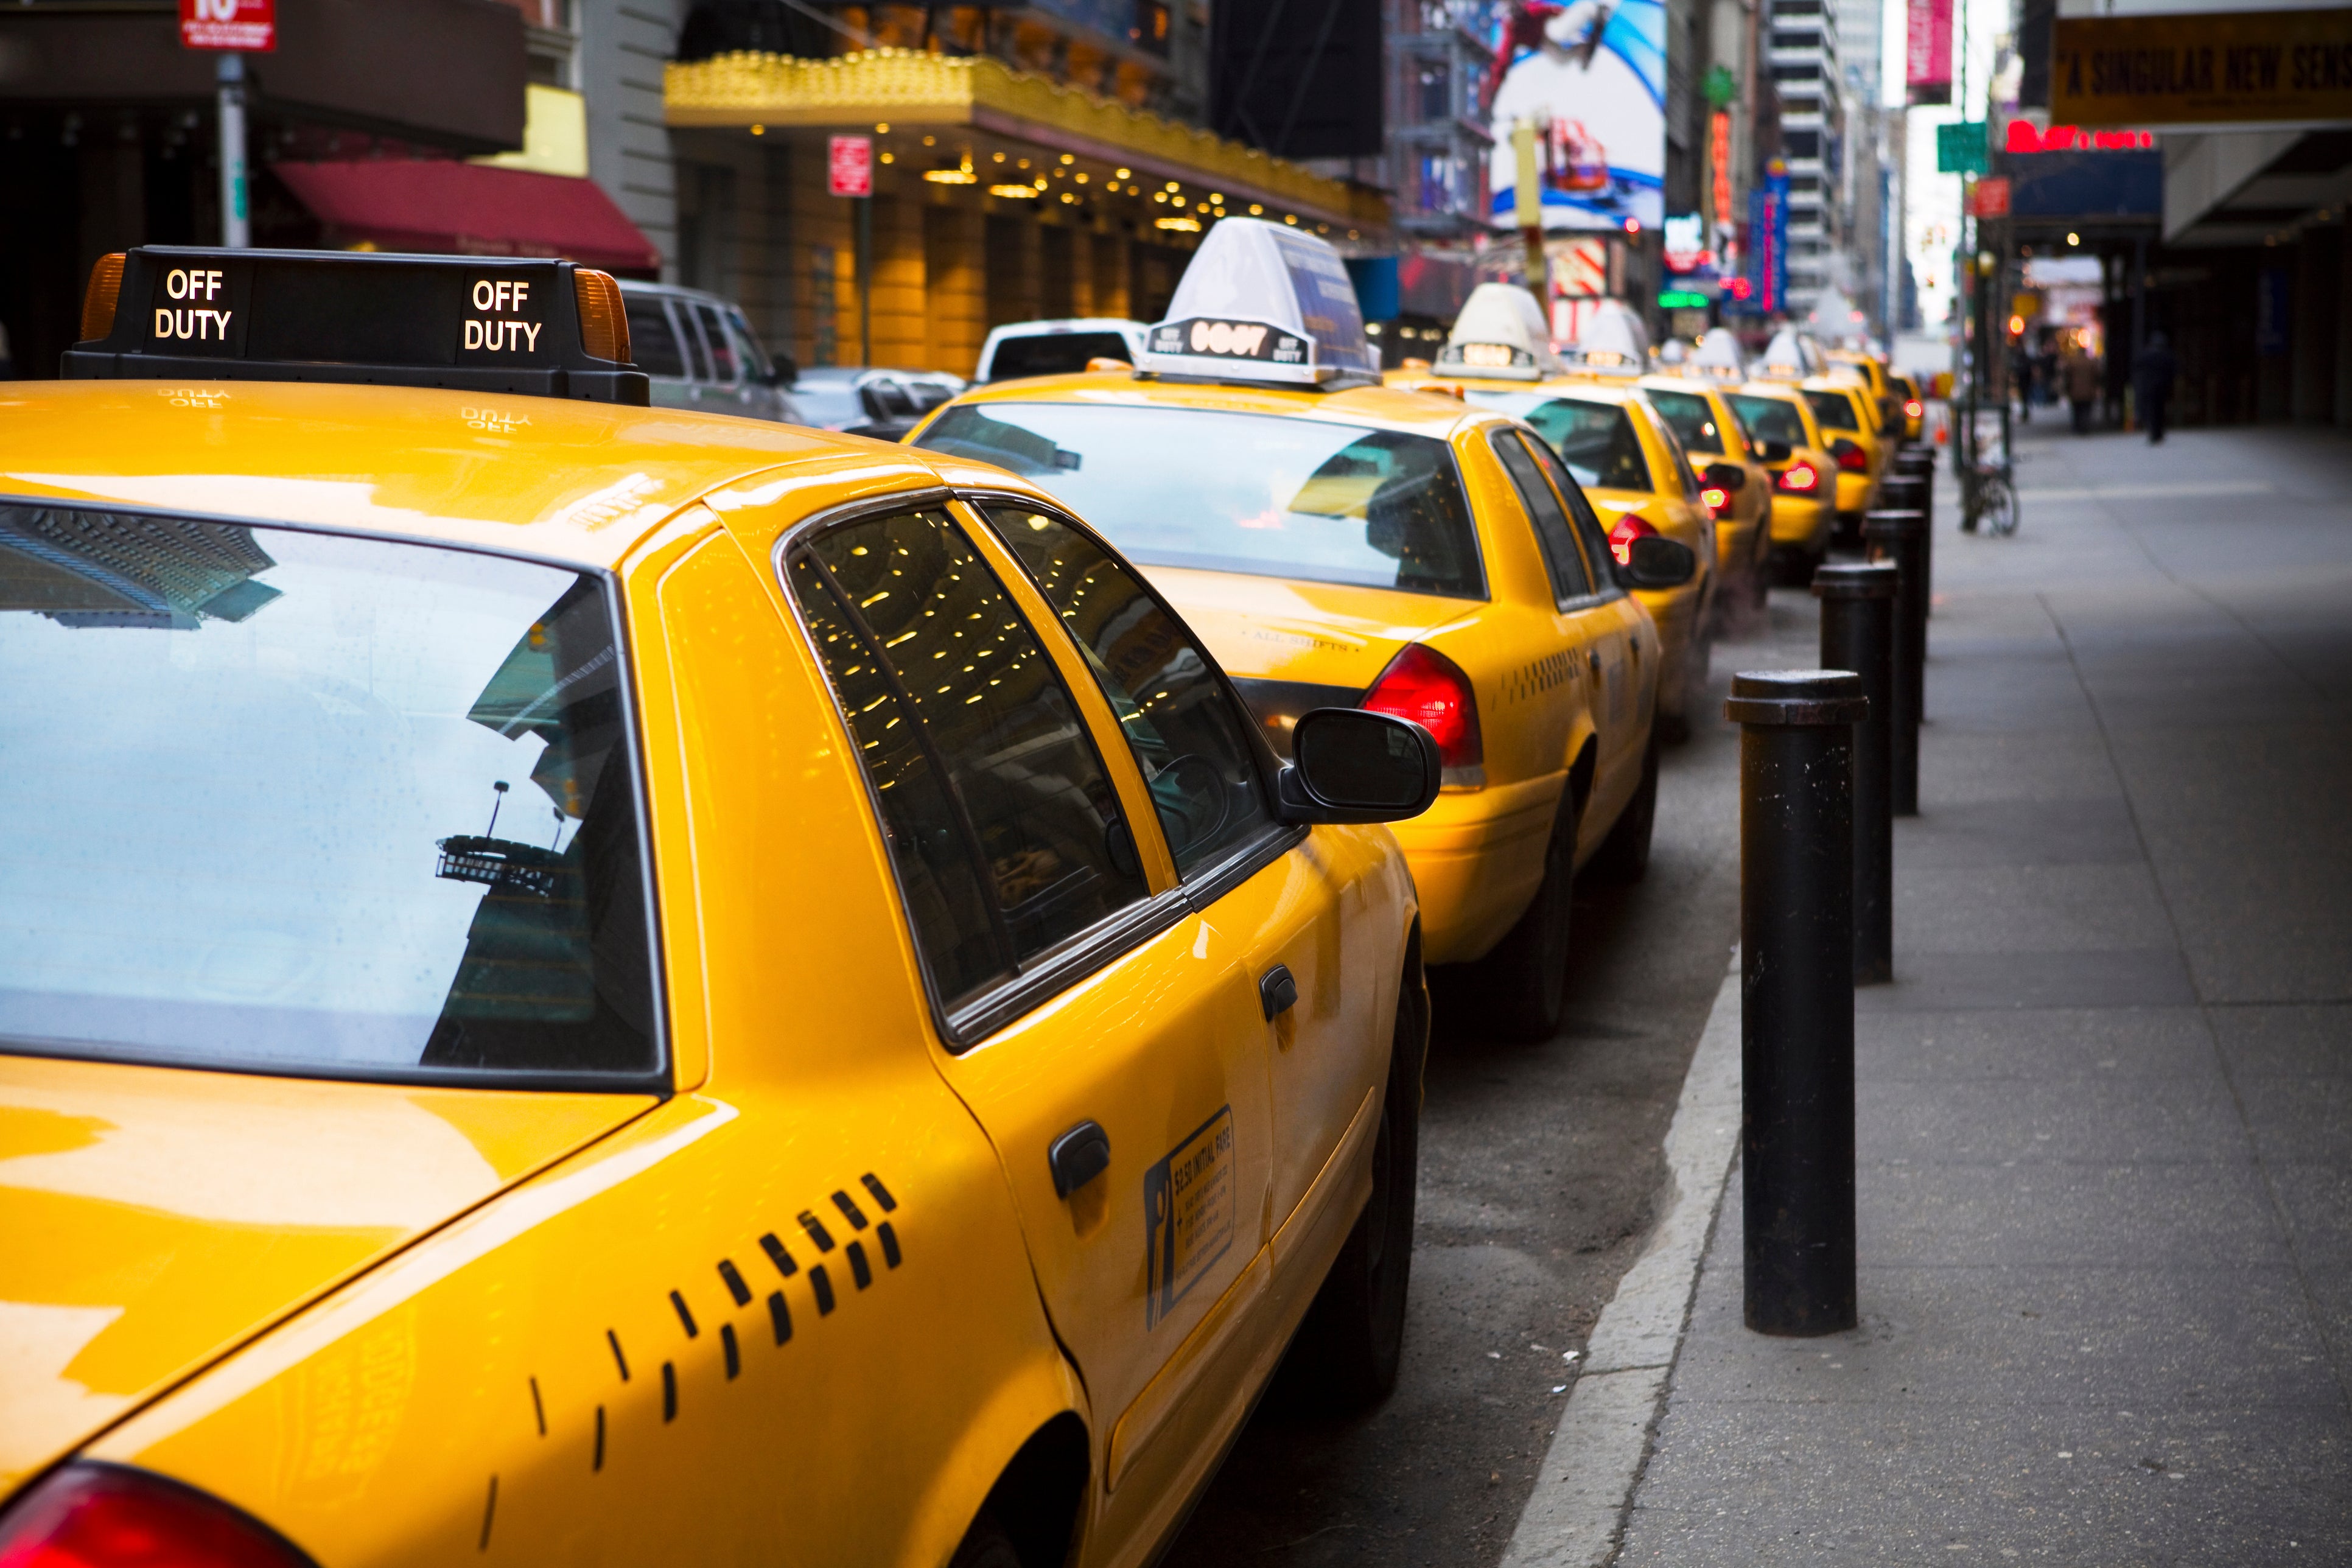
xmin=1570 ymin=298 xmax=1648 ymax=375
xmin=1434 ymin=281 xmax=1561 ymax=380
xmin=1137 ymin=219 xmax=1377 ymax=387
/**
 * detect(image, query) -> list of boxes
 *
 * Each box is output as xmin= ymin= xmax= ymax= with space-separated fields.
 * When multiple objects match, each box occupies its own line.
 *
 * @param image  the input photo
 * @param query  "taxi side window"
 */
xmin=788 ymin=509 xmax=1152 ymax=1012
xmin=693 ymin=303 xmax=740 ymax=383
xmin=1524 ymin=436 xmax=1620 ymax=593
xmin=981 ymin=505 xmax=1278 ymax=877
xmin=625 ymin=296 xmax=687 ymax=379
xmin=1489 ymin=429 xmax=1594 ymax=604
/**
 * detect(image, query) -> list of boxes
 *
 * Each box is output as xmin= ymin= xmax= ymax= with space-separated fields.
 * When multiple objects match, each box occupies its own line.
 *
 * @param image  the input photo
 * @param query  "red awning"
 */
xmin=271 ymin=160 xmax=660 ymax=275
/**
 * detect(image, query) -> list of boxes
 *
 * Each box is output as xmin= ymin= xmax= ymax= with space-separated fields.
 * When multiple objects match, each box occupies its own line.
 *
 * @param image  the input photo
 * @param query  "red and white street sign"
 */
xmin=180 ymin=0 xmax=275 ymax=52
xmin=828 ymin=135 xmax=873 ymax=198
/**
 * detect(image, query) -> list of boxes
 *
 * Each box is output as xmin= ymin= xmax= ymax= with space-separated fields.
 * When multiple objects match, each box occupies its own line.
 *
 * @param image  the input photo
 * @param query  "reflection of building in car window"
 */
xmin=916 ymin=404 xmax=1485 ymax=599
xmin=0 ymin=507 xmax=660 ymax=1085
xmin=1465 ymin=393 xmax=1652 ymax=493
xmin=1644 ymin=388 xmax=1726 ymax=455
xmin=1729 ymin=393 xmax=1811 ymax=450
xmin=788 ymin=509 xmax=1151 ymax=1017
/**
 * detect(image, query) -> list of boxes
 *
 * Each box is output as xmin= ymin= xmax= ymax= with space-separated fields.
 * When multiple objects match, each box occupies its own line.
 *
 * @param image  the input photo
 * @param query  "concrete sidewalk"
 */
xmin=1615 ymin=422 xmax=2352 ymax=1563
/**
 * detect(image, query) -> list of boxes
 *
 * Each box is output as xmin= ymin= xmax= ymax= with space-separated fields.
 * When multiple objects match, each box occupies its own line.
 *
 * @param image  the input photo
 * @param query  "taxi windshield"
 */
xmin=0 ymin=507 xmax=660 ymax=1087
xmin=1465 ymin=392 xmax=1653 ymax=493
xmin=1729 ymin=393 xmax=1811 ymax=450
xmin=916 ymin=402 xmax=1484 ymax=598
xmin=1643 ymin=387 xmax=1732 ymax=456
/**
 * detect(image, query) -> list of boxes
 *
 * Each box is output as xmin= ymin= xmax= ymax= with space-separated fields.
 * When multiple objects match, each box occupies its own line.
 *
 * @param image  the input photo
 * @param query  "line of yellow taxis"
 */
xmin=0 ymin=229 xmax=1885 ymax=1568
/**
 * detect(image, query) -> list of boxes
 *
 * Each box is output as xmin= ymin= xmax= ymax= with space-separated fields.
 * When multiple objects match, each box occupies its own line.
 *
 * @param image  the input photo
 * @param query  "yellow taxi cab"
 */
xmin=912 ymin=237 xmax=1695 ymax=1040
xmin=1725 ymin=377 xmax=1838 ymax=578
xmin=0 ymin=245 xmax=1447 ymax=1568
xmin=1388 ymin=290 xmax=1718 ymax=738
xmin=1634 ymin=371 xmax=1772 ymax=614
xmin=1799 ymin=375 xmax=1888 ymax=533
xmin=1891 ymin=371 xmax=1927 ymax=443
xmin=1825 ymin=349 xmax=1898 ymax=429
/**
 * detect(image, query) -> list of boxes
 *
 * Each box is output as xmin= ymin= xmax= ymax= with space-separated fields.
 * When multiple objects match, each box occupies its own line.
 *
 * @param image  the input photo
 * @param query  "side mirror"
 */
xmin=1615 ymin=535 xmax=1696 ymax=590
xmin=1757 ymin=439 xmax=1793 ymax=464
xmin=1275 ymin=709 xmax=1440 ymax=825
xmin=766 ymin=355 xmax=799 ymax=389
xmin=1703 ymin=461 xmax=1746 ymax=492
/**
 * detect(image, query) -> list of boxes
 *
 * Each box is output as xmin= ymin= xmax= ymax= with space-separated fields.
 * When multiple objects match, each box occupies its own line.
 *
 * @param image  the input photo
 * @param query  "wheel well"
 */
xmin=979 ymin=1413 xmax=1088 ymax=1568
xmin=1566 ymin=738 xmax=1598 ymax=828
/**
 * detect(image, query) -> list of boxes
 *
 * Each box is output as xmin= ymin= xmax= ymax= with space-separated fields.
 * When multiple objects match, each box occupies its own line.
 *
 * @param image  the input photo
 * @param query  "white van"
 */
xmin=974 ymin=318 xmax=1150 ymax=382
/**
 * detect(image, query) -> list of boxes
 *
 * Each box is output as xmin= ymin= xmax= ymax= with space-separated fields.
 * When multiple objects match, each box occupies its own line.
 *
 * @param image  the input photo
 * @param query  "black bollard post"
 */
xmin=1729 ymin=670 xmax=1865 ymax=1336
xmin=1879 ymin=474 xmax=1932 ymax=618
xmin=1816 ymin=564 xmax=1900 ymax=984
xmin=1862 ymin=508 xmax=1928 ymax=816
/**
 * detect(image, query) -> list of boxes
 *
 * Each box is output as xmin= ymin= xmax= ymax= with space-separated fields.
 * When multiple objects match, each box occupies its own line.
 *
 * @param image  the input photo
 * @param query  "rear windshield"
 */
xmin=1643 ymin=387 xmax=1731 ymax=455
xmin=1729 ymin=393 xmax=1811 ymax=449
xmin=987 ymin=332 xmax=1134 ymax=380
xmin=916 ymin=403 xmax=1484 ymax=598
xmin=0 ymin=507 xmax=660 ymax=1087
xmin=1466 ymin=391 xmax=1653 ymax=494
xmin=1804 ymin=389 xmax=1863 ymax=432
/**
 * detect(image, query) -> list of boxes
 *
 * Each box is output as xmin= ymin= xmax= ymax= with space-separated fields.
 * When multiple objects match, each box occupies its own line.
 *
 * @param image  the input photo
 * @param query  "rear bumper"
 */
xmin=1390 ymin=771 xmax=1564 ymax=966
xmin=1768 ymin=492 xmax=1832 ymax=551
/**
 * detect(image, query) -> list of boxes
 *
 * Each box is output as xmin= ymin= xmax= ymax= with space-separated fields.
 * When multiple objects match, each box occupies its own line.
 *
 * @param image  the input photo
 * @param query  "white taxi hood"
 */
xmin=1137 ymin=218 xmax=1377 ymax=386
xmin=1433 ymin=281 xmax=1561 ymax=380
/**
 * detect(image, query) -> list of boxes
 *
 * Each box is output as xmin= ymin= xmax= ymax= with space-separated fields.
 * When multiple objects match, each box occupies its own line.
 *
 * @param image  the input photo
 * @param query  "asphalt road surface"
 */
xmin=1159 ymin=590 xmax=1816 ymax=1567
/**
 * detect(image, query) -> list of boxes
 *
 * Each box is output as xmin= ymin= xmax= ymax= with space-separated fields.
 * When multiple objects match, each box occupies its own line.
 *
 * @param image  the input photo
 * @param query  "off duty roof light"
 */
xmin=1568 ymin=299 xmax=1648 ymax=377
xmin=1135 ymin=217 xmax=1377 ymax=388
xmin=1754 ymin=326 xmax=1823 ymax=382
xmin=1690 ymin=326 xmax=1746 ymax=381
xmin=1433 ymin=282 xmax=1559 ymax=381
xmin=65 ymin=246 xmax=648 ymax=405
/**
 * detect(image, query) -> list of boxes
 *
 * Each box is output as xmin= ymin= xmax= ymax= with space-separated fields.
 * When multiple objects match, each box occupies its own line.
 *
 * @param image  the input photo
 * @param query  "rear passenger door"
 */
xmin=1489 ymin=427 xmax=1637 ymax=796
xmin=782 ymin=502 xmax=1280 ymax=1568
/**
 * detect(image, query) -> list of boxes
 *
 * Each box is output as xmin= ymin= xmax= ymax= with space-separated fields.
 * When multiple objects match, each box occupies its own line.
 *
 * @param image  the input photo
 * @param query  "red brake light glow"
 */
xmin=1833 ymin=440 xmax=1869 ymax=472
xmin=1607 ymin=513 xmax=1658 ymax=568
xmin=0 ymin=1465 xmax=315 ymax=1568
xmin=1699 ymin=485 xmax=1731 ymax=514
xmin=1362 ymin=642 xmax=1482 ymax=770
xmin=1904 ymin=399 xmax=1923 ymax=418
xmin=1777 ymin=461 xmax=1820 ymax=493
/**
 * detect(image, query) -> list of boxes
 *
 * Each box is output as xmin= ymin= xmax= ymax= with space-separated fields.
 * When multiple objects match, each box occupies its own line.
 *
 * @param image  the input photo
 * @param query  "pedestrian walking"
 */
xmin=2134 ymin=331 xmax=2177 ymax=444
xmin=2065 ymin=350 xmax=2101 ymax=435
xmin=2014 ymin=351 xmax=2034 ymax=424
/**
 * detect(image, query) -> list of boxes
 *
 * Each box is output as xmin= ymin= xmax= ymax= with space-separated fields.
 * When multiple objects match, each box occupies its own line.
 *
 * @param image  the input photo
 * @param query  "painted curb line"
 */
xmin=1498 ymin=954 xmax=1742 ymax=1568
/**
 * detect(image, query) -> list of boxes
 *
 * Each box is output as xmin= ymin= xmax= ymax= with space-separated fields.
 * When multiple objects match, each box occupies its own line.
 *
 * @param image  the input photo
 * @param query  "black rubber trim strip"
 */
xmin=669 ymin=1290 xmax=698 ymax=1338
xmin=661 ymin=1362 xmax=677 ymax=1422
xmin=810 ymin=1265 xmax=836 ymax=1315
xmin=859 ymin=1172 xmax=898 ymax=1211
xmin=878 ymin=1221 xmax=903 ymax=1269
xmin=758 ymin=1232 xmax=799 ymax=1277
xmin=768 ymin=1290 xmax=793 ymax=1345
xmin=721 ymin=1323 xmax=740 ymax=1380
xmin=846 ymin=1241 xmax=873 ymax=1289
xmin=830 ymin=1189 xmax=869 ymax=1230
xmin=606 ymin=1330 xmax=629 ymax=1382
xmin=717 ymin=1259 xmax=752 ymax=1306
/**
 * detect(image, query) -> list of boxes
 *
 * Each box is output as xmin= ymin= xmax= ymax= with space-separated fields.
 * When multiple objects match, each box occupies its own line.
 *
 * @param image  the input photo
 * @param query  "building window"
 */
xmin=1131 ymin=0 xmax=1171 ymax=57
xmin=1783 ymin=129 xmax=1820 ymax=156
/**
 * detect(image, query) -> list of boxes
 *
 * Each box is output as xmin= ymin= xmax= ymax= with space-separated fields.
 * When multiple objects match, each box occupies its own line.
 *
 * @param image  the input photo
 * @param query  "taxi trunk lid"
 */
xmin=1144 ymin=565 xmax=1478 ymax=757
xmin=0 ymin=1054 xmax=653 ymax=1497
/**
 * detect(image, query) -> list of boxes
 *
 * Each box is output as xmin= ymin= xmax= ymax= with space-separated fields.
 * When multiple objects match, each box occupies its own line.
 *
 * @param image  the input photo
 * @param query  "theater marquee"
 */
xmin=2053 ymin=7 xmax=2352 ymax=128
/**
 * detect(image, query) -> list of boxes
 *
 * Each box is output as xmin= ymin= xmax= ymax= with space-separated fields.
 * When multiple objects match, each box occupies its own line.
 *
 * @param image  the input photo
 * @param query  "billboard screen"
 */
xmin=1486 ymin=0 xmax=1665 ymax=234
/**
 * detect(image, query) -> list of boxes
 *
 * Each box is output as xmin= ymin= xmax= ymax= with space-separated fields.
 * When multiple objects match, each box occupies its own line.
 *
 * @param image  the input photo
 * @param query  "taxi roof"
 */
xmin=936 ymin=367 xmax=1484 ymax=441
xmin=0 ymin=380 xmax=951 ymax=570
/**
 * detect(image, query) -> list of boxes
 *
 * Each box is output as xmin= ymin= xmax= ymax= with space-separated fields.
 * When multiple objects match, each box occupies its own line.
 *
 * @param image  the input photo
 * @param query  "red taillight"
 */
xmin=1777 ymin=461 xmax=1820 ymax=493
xmin=1833 ymin=440 xmax=1868 ymax=472
xmin=1362 ymin=642 xmax=1481 ymax=770
xmin=0 ymin=1465 xmax=313 ymax=1568
xmin=1699 ymin=485 xmax=1731 ymax=514
xmin=1608 ymin=513 xmax=1658 ymax=567
xmin=1904 ymin=399 xmax=1923 ymax=418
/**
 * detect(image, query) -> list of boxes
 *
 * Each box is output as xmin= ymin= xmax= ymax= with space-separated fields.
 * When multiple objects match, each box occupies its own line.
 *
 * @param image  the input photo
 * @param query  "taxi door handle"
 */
xmin=1589 ymin=649 xmax=1603 ymax=675
xmin=1259 ymin=964 xmax=1298 ymax=1020
xmin=1048 ymin=1121 xmax=1111 ymax=1199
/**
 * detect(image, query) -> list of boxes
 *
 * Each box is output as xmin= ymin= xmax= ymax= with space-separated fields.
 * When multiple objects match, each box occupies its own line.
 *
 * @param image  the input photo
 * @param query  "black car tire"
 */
xmin=1287 ymin=967 xmax=1426 ymax=1410
xmin=1587 ymin=726 xmax=1659 ymax=885
xmin=947 ymin=1514 xmax=1024 ymax=1568
xmin=1473 ymin=793 xmax=1576 ymax=1041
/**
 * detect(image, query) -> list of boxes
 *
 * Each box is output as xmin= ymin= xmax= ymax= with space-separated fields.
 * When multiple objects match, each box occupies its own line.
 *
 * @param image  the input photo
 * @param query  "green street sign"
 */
xmin=1659 ymin=289 xmax=1712 ymax=309
xmin=1937 ymin=122 xmax=1989 ymax=175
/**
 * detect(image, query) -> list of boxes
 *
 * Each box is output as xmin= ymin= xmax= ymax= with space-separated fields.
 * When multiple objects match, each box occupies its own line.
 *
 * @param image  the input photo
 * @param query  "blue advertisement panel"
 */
xmin=1486 ymin=0 xmax=1666 ymax=234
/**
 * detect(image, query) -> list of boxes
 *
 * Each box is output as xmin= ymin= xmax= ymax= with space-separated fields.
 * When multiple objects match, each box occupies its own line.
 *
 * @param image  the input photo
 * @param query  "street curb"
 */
xmin=1498 ymin=954 xmax=1743 ymax=1568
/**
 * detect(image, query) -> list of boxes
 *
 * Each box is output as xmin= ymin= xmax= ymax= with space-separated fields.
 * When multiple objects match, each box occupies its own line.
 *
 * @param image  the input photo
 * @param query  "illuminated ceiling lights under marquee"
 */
xmin=1485 ymin=0 xmax=1666 ymax=235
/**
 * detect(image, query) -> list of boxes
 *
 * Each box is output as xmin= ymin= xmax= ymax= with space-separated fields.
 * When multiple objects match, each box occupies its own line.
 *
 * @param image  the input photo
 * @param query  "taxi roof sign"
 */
xmin=63 ymin=247 xmax=649 ymax=405
xmin=1136 ymin=218 xmax=1377 ymax=388
xmin=1433 ymin=282 xmax=1559 ymax=381
xmin=1753 ymin=326 xmax=1825 ymax=382
xmin=1567 ymin=298 xmax=1648 ymax=377
xmin=1690 ymin=326 xmax=1746 ymax=381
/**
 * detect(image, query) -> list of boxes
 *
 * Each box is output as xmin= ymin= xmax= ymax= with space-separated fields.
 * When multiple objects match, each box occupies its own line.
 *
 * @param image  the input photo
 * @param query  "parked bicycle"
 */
xmin=1958 ymin=413 xmax=2019 ymax=536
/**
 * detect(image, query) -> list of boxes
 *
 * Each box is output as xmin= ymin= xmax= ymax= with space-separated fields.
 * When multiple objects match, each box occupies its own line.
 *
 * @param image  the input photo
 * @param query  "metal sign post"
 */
xmin=179 ymin=0 xmax=274 ymax=249
xmin=828 ymin=135 xmax=874 ymax=366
